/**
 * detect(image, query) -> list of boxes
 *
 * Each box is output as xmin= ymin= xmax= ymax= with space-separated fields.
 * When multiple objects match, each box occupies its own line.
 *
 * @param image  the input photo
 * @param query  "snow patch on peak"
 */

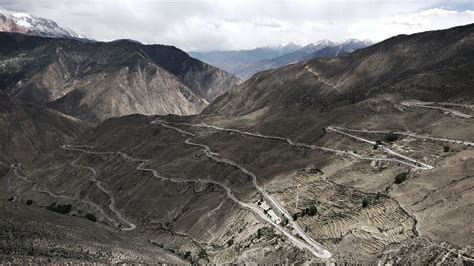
xmin=0 ymin=10 xmax=87 ymax=39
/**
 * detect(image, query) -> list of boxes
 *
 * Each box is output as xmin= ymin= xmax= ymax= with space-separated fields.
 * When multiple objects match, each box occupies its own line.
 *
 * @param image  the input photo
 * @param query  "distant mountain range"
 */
xmin=0 ymin=10 xmax=84 ymax=39
xmin=0 ymin=10 xmax=372 ymax=81
xmin=190 ymin=39 xmax=373 ymax=79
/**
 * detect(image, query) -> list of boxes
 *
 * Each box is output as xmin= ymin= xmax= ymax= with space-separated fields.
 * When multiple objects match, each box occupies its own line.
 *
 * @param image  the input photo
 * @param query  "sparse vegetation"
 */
xmin=257 ymin=227 xmax=275 ymax=239
xmin=307 ymin=206 xmax=318 ymax=216
xmin=300 ymin=205 xmax=318 ymax=216
xmin=183 ymin=251 xmax=192 ymax=261
xmin=385 ymin=132 xmax=399 ymax=142
xmin=85 ymin=213 xmax=97 ymax=222
xmin=362 ymin=198 xmax=370 ymax=208
xmin=293 ymin=213 xmax=298 ymax=220
xmin=198 ymin=249 xmax=208 ymax=260
xmin=46 ymin=202 xmax=72 ymax=214
xmin=443 ymin=145 xmax=450 ymax=152
xmin=394 ymin=172 xmax=409 ymax=184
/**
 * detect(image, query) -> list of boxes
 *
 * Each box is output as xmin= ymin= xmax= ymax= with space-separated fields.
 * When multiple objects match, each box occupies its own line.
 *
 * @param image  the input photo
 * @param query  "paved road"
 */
xmin=63 ymin=145 xmax=136 ymax=231
xmin=151 ymin=119 xmax=332 ymax=259
xmin=326 ymin=126 xmax=434 ymax=170
xmin=152 ymin=120 xmax=432 ymax=170
xmin=401 ymin=100 xmax=473 ymax=119
xmin=329 ymin=126 xmax=474 ymax=146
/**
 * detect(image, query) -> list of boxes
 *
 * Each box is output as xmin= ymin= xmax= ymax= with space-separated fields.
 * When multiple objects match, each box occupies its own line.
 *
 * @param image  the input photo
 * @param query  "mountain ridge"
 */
xmin=0 ymin=32 xmax=240 ymax=123
xmin=206 ymin=23 xmax=474 ymax=115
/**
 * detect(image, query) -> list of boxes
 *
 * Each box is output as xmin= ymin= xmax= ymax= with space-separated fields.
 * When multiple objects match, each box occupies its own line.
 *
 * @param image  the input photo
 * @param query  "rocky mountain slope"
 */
xmin=208 ymin=25 xmax=473 ymax=115
xmin=0 ymin=11 xmax=83 ymax=38
xmin=1 ymin=24 xmax=473 ymax=264
xmin=0 ymin=32 xmax=240 ymax=123
xmin=0 ymin=92 xmax=88 ymax=168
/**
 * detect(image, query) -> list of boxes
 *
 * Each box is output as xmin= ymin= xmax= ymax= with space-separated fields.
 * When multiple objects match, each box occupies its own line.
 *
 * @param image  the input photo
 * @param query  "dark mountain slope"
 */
xmin=3 ymin=24 xmax=474 ymax=264
xmin=0 ymin=93 xmax=88 ymax=166
xmin=207 ymin=24 xmax=474 ymax=116
xmin=0 ymin=33 xmax=240 ymax=123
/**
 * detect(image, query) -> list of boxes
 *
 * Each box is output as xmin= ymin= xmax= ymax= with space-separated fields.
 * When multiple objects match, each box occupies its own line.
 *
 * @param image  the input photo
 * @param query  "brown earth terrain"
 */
xmin=0 ymin=24 xmax=473 ymax=264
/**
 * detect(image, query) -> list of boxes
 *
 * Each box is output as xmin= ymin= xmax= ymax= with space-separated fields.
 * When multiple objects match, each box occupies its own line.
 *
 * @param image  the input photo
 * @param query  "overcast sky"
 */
xmin=1 ymin=0 xmax=473 ymax=51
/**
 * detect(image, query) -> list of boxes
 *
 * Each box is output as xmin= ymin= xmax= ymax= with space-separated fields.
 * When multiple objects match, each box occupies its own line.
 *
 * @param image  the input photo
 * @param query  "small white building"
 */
xmin=267 ymin=209 xmax=282 ymax=224
xmin=259 ymin=200 xmax=270 ymax=211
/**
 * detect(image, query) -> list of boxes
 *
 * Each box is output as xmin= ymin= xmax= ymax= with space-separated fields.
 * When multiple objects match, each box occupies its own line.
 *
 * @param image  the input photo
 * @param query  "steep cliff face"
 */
xmin=141 ymin=44 xmax=241 ymax=102
xmin=0 ymin=33 xmax=240 ymax=123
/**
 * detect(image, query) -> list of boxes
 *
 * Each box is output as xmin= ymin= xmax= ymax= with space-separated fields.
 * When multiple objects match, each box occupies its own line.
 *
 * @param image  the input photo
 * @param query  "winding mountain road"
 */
xmin=329 ymin=126 xmax=474 ymax=146
xmin=62 ymin=145 xmax=136 ymax=231
xmin=63 ymin=144 xmax=333 ymax=259
xmin=9 ymin=163 xmax=117 ymax=224
xmin=150 ymin=119 xmax=332 ymax=259
xmin=152 ymin=120 xmax=432 ymax=170
xmin=401 ymin=100 xmax=473 ymax=119
xmin=326 ymin=126 xmax=434 ymax=170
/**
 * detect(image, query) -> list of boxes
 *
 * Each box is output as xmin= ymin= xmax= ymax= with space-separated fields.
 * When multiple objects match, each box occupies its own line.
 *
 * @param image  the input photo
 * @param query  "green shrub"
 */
xmin=394 ymin=172 xmax=409 ymax=184
xmin=198 ymin=249 xmax=208 ymax=259
xmin=292 ymin=213 xmax=298 ymax=221
xmin=385 ymin=132 xmax=399 ymax=142
xmin=306 ymin=206 xmax=318 ymax=216
xmin=85 ymin=213 xmax=97 ymax=222
xmin=46 ymin=202 xmax=72 ymax=214
xmin=362 ymin=199 xmax=370 ymax=208
xmin=443 ymin=145 xmax=450 ymax=152
xmin=299 ymin=205 xmax=318 ymax=217
xmin=26 ymin=199 xmax=33 ymax=205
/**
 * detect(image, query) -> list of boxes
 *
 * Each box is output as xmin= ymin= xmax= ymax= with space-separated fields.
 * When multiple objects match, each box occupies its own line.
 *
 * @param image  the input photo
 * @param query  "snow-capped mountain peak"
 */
xmin=302 ymin=39 xmax=335 ymax=52
xmin=0 ymin=10 xmax=85 ymax=39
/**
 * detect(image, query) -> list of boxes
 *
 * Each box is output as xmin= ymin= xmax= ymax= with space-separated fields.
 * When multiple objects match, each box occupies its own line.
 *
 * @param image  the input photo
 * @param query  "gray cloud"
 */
xmin=0 ymin=0 xmax=473 ymax=51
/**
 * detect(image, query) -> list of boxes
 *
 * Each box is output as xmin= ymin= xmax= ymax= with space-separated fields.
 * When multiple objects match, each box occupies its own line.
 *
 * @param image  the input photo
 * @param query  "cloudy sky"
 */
xmin=1 ymin=0 xmax=473 ymax=51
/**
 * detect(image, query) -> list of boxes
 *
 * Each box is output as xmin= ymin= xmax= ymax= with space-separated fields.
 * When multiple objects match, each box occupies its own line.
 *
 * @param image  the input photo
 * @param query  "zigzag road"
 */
xmin=9 ymin=163 xmax=117 ymax=224
xmin=62 ymin=145 xmax=136 ymax=231
xmin=150 ymin=119 xmax=332 ymax=259
xmin=69 ymin=144 xmax=332 ymax=258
